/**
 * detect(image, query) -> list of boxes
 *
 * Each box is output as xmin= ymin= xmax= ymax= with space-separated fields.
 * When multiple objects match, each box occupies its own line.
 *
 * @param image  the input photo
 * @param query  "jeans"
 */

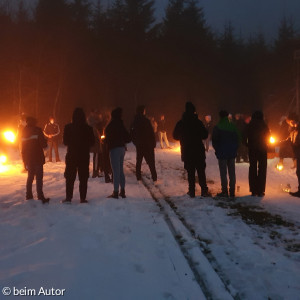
xmin=218 ymin=159 xmax=236 ymax=194
xmin=110 ymin=147 xmax=126 ymax=192
xmin=26 ymin=164 xmax=44 ymax=198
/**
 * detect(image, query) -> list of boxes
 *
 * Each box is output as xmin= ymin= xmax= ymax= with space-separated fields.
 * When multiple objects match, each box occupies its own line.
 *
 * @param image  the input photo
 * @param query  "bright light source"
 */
xmin=0 ymin=155 xmax=7 ymax=163
xmin=270 ymin=136 xmax=276 ymax=144
xmin=101 ymin=135 xmax=105 ymax=139
xmin=276 ymin=163 xmax=283 ymax=171
xmin=3 ymin=130 xmax=16 ymax=143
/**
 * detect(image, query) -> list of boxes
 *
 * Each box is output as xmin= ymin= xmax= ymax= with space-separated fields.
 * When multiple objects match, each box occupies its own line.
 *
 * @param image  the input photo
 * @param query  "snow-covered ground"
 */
xmin=0 ymin=143 xmax=299 ymax=300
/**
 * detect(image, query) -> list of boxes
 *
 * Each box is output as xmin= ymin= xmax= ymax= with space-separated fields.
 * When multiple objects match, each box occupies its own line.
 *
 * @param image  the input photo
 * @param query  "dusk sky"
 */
xmin=101 ymin=0 xmax=300 ymax=41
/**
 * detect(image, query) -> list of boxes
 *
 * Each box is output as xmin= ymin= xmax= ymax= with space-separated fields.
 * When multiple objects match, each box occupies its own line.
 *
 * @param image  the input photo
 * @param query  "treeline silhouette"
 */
xmin=0 ymin=0 xmax=299 ymax=128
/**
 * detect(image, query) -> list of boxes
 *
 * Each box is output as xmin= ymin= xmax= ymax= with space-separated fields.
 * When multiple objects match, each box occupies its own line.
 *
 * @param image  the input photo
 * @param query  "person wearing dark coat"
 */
xmin=287 ymin=114 xmax=300 ymax=197
xmin=130 ymin=105 xmax=158 ymax=183
xmin=21 ymin=116 xmax=49 ymax=203
xmin=63 ymin=108 xmax=95 ymax=203
xmin=105 ymin=107 xmax=131 ymax=199
xmin=43 ymin=116 xmax=61 ymax=162
xmin=173 ymin=102 xmax=211 ymax=198
xmin=212 ymin=110 xmax=240 ymax=198
xmin=243 ymin=110 xmax=270 ymax=197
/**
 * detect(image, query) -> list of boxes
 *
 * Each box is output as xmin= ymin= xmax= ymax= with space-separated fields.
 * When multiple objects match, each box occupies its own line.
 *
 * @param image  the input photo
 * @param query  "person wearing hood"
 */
xmin=63 ymin=107 xmax=95 ymax=203
xmin=105 ymin=107 xmax=131 ymax=198
xmin=173 ymin=102 xmax=211 ymax=198
xmin=21 ymin=116 xmax=49 ymax=203
xmin=243 ymin=110 xmax=270 ymax=197
xmin=212 ymin=110 xmax=240 ymax=198
xmin=130 ymin=105 xmax=157 ymax=183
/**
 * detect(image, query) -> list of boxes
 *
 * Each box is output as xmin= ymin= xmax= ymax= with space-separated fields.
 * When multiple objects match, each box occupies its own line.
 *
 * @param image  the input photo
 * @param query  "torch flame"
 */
xmin=101 ymin=135 xmax=105 ymax=139
xmin=269 ymin=136 xmax=276 ymax=144
xmin=276 ymin=163 xmax=283 ymax=171
xmin=3 ymin=130 xmax=16 ymax=143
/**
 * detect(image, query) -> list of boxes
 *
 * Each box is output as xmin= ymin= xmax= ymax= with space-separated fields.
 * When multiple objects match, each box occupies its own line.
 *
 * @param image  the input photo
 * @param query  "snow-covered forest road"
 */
xmin=0 ymin=144 xmax=300 ymax=300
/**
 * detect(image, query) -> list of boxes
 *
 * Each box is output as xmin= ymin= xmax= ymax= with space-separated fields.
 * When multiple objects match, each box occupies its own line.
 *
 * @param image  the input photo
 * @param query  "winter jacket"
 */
xmin=173 ymin=112 xmax=208 ymax=162
xmin=105 ymin=119 xmax=131 ymax=151
xmin=212 ymin=117 xmax=240 ymax=160
xmin=63 ymin=111 xmax=95 ymax=162
xmin=22 ymin=125 xmax=47 ymax=166
xmin=244 ymin=118 xmax=270 ymax=153
xmin=131 ymin=114 xmax=156 ymax=149
xmin=43 ymin=122 xmax=60 ymax=141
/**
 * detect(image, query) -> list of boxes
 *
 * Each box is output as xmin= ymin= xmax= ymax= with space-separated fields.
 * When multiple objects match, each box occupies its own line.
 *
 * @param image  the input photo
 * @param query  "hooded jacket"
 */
xmin=173 ymin=111 xmax=208 ymax=162
xmin=105 ymin=108 xmax=131 ymax=151
xmin=63 ymin=108 xmax=95 ymax=161
xmin=243 ymin=111 xmax=270 ymax=153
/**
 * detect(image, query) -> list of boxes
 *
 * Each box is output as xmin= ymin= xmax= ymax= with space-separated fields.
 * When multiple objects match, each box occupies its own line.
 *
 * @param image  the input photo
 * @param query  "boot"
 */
xmin=80 ymin=199 xmax=88 ymax=203
xmin=119 ymin=188 xmax=126 ymax=198
xmin=187 ymin=190 xmax=195 ymax=198
xmin=38 ymin=196 xmax=50 ymax=204
xmin=107 ymin=191 xmax=118 ymax=199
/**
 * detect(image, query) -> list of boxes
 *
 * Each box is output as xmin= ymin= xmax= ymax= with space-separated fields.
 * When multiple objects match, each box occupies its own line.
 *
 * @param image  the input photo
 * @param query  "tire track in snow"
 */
xmin=125 ymin=161 xmax=237 ymax=300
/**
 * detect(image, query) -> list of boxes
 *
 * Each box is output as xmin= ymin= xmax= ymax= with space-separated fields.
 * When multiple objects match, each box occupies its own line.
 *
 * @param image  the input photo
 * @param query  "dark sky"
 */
xmin=101 ymin=0 xmax=300 ymax=41
xmin=155 ymin=0 xmax=300 ymax=41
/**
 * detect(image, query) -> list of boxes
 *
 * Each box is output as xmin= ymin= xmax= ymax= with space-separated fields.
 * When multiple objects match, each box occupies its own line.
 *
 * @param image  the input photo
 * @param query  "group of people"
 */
xmin=20 ymin=102 xmax=300 ymax=204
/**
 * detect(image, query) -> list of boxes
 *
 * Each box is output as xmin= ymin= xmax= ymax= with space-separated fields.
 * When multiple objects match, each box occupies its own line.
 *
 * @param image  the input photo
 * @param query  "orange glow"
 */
xmin=3 ymin=130 xmax=16 ymax=143
xmin=276 ymin=163 xmax=283 ymax=171
xmin=0 ymin=155 xmax=8 ymax=173
xmin=173 ymin=145 xmax=181 ymax=153
xmin=269 ymin=136 xmax=276 ymax=144
xmin=101 ymin=135 xmax=105 ymax=139
xmin=0 ymin=155 xmax=7 ymax=163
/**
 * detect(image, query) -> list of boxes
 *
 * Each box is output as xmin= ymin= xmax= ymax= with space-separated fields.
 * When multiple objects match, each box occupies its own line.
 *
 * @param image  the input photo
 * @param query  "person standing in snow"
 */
xmin=130 ymin=105 xmax=158 ymax=183
xmin=105 ymin=107 xmax=131 ymax=199
xmin=203 ymin=115 xmax=213 ymax=152
xmin=286 ymin=114 xmax=300 ymax=197
xmin=43 ymin=116 xmax=61 ymax=162
xmin=158 ymin=114 xmax=171 ymax=149
xmin=243 ymin=110 xmax=270 ymax=197
xmin=173 ymin=102 xmax=211 ymax=198
xmin=212 ymin=110 xmax=240 ymax=198
xmin=21 ymin=116 xmax=49 ymax=203
xmin=62 ymin=108 xmax=95 ymax=203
